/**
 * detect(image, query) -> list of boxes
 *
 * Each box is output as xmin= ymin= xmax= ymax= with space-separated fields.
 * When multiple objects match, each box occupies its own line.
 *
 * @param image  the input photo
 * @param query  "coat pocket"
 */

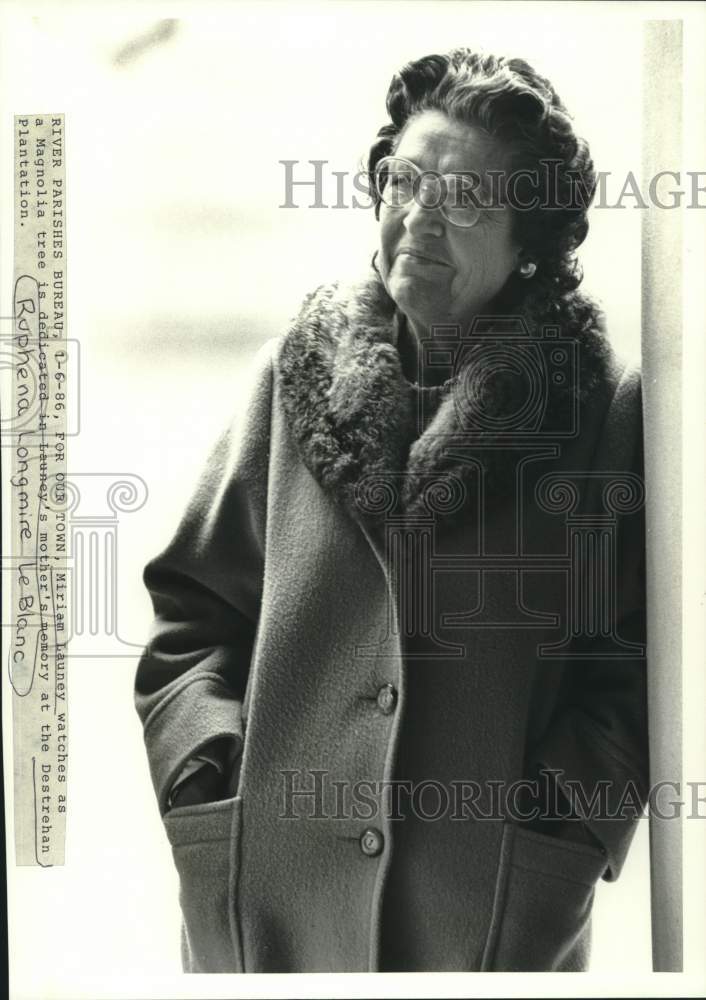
xmin=163 ymin=795 xmax=244 ymax=973
xmin=483 ymin=822 xmax=608 ymax=972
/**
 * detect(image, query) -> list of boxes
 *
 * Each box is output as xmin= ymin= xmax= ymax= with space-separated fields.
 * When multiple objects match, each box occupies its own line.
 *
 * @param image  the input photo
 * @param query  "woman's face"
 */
xmin=378 ymin=109 xmax=521 ymax=339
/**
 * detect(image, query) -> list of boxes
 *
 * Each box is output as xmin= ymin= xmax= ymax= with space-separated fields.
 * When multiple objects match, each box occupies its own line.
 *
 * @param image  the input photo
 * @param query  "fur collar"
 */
xmin=278 ymin=270 xmax=612 ymax=531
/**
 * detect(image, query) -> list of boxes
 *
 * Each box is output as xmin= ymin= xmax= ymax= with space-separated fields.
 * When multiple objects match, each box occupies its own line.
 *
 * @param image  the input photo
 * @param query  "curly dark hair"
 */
xmin=366 ymin=48 xmax=604 ymax=337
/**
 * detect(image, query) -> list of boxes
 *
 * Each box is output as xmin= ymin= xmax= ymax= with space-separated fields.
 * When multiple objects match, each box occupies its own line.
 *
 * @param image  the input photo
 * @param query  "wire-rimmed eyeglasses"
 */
xmin=374 ymin=155 xmax=489 ymax=228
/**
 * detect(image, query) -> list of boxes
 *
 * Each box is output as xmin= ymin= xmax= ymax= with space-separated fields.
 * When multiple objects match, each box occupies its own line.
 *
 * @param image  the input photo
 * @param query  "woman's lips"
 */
xmin=396 ymin=248 xmax=451 ymax=267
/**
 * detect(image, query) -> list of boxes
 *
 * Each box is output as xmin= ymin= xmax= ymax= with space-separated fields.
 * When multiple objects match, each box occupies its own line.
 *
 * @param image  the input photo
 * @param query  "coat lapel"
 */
xmin=277 ymin=270 xmax=612 ymax=530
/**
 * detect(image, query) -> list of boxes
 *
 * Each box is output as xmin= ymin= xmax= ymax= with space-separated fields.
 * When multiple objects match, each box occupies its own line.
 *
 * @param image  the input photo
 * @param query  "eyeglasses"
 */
xmin=374 ymin=155 xmax=488 ymax=229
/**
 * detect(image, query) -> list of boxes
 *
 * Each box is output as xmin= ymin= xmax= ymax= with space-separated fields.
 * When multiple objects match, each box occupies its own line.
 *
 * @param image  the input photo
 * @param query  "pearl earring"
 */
xmin=519 ymin=261 xmax=537 ymax=279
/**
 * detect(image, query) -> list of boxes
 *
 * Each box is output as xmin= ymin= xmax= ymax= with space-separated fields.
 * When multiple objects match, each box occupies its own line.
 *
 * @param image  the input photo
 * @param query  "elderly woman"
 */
xmin=135 ymin=48 xmax=648 ymax=973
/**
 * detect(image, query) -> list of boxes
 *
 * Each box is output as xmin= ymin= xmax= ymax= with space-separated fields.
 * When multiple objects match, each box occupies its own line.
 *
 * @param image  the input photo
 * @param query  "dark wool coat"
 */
xmin=135 ymin=271 xmax=649 ymax=974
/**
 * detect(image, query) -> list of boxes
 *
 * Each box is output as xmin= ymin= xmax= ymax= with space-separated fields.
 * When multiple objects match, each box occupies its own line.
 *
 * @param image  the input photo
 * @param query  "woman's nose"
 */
xmin=402 ymin=195 xmax=445 ymax=238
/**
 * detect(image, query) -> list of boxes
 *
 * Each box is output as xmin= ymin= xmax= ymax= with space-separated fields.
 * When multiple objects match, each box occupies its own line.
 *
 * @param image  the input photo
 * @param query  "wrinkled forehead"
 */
xmin=392 ymin=109 xmax=510 ymax=177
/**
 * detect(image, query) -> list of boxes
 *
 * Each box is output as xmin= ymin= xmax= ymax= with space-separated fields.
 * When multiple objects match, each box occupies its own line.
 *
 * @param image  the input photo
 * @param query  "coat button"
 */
xmin=360 ymin=828 xmax=384 ymax=857
xmin=376 ymin=683 xmax=397 ymax=715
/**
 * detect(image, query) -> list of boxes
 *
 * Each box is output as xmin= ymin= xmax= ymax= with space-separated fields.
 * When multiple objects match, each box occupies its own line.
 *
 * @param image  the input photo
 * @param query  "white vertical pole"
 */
xmin=642 ymin=18 xmax=683 ymax=973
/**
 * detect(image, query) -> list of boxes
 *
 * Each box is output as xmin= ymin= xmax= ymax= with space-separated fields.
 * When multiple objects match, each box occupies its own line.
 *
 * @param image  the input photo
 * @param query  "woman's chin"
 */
xmin=387 ymin=280 xmax=450 ymax=329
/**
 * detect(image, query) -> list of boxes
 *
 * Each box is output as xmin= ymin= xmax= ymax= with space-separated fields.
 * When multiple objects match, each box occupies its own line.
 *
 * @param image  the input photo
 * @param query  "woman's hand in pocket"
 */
xmin=168 ymin=736 xmax=243 ymax=809
xmin=170 ymin=760 xmax=226 ymax=808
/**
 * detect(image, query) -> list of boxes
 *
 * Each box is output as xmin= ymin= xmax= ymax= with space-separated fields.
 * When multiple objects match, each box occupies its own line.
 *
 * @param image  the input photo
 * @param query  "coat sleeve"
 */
xmin=529 ymin=361 xmax=650 ymax=882
xmin=134 ymin=337 xmax=276 ymax=816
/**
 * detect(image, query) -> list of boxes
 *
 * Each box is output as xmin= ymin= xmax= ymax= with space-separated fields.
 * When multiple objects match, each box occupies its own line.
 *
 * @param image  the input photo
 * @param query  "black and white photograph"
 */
xmin=1 ymin=2 xmax=704 ymax=998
